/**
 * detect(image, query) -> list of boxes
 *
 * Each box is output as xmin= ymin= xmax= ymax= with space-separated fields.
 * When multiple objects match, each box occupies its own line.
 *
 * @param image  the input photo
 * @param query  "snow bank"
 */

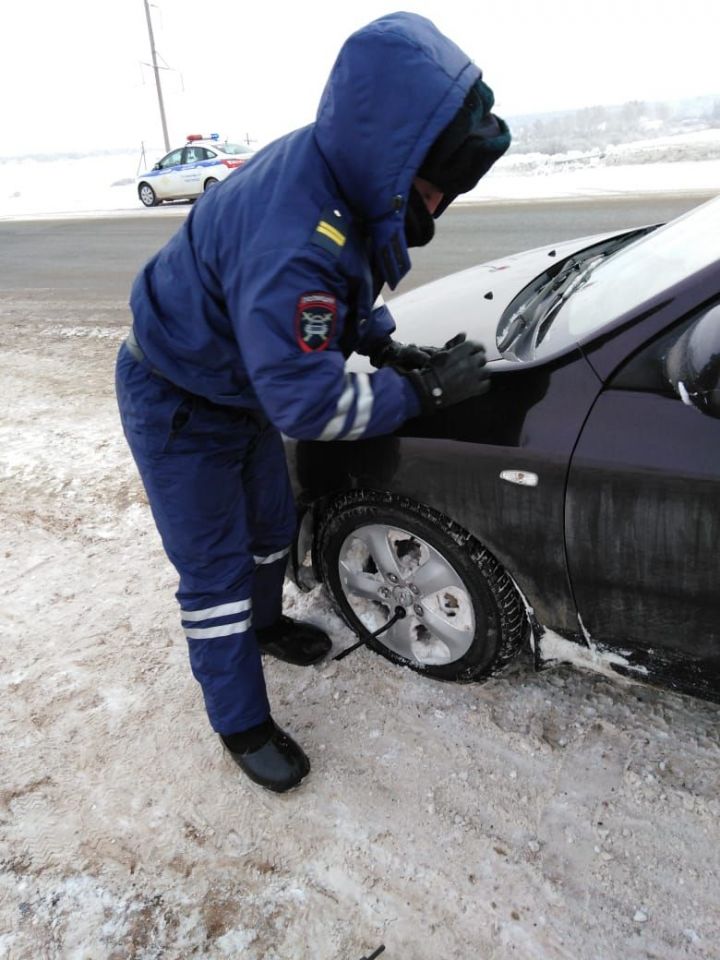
xmin=1 ymin=130 xmax=718 ymax=222
xmin=0 ymin=151 xmax=142 ymax=219
xmin=464 ymin=129 xmax=720 ymax=202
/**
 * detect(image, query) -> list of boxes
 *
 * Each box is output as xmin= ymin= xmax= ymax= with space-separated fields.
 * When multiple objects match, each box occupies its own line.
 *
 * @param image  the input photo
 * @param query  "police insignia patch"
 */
xmin=295 ymin=292 xmax=337 ymax=352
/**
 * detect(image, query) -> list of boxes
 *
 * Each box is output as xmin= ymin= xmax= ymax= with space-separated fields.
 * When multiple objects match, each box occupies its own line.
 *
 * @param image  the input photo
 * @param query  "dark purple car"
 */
xmin=287 ymin=197 xmax=720 ymax=703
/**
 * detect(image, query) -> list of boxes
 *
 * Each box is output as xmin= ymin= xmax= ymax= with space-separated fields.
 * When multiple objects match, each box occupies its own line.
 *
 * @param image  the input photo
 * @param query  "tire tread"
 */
xmin=317 ymin=489 xmax=527 ymax=682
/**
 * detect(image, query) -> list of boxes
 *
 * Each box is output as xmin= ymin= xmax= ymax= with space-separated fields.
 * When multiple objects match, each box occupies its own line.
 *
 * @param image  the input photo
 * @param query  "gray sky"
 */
xmin=3 ymin=0 xmax=719 ymax=157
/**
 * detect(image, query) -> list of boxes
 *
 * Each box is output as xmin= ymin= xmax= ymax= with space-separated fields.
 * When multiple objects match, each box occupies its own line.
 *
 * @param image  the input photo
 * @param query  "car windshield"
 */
xmin=558 ymin=196 xmax=720 ymax=343
xmin=219 ymin=142 xmax=253 ymax=156
xmin=497 ymin=197 xmax=720 ymax=362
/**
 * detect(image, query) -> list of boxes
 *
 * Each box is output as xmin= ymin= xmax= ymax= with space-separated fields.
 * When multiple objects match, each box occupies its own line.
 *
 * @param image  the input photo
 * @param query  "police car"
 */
xmin=136 ymin=134 xmax=255 ymax=207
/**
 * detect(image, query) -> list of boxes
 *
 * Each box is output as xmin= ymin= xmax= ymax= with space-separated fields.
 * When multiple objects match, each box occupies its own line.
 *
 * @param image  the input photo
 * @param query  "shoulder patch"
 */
xmin=311 ymin=206 xmax=347 ymax=257
xmin=295 ymin=292 xmax=337 ymax=352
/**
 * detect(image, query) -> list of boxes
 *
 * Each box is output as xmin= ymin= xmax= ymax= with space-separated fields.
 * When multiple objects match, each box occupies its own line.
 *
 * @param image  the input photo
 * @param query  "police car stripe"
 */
xmin=316 ymin=221 xmax=346 ymax=247
xmin=317 ymin=376 xmax=356 ymax=441
xmin=253 ymin=547 xmax=290 ymax=566
xmin=344 ymin=373 xmax=373 ymax=440
xmin=184 ymin=617 xmax=253 ymax=640
xmin=180 ymin=598 xmax=252 ymax=622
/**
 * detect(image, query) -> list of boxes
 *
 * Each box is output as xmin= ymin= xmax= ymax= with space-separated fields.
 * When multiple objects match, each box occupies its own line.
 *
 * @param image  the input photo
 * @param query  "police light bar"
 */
xmin=186 ymin=134 xmax=203 ymax=142
xmin=209 ymin=132 xmax=220 ymax=140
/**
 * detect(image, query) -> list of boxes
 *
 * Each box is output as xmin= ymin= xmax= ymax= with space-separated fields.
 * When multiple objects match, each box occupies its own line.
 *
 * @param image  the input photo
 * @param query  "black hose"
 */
xmin=333 ymin=607 xmax=406 ymax=661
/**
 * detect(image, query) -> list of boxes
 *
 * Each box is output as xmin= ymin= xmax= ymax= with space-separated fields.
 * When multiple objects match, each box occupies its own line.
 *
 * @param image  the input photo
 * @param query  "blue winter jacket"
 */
xmin=130 ymin=12 xmax=484 ymax=441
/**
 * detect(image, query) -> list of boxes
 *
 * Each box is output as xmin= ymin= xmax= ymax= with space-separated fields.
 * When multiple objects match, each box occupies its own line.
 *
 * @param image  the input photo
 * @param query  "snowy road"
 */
xmin=1 ymin=197 xmax=719 ymax=959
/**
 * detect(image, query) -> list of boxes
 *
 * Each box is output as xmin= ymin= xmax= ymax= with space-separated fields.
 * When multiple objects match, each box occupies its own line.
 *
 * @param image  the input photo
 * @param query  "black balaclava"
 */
xmin=404 ymin=185 xmax=435 ymax=248
xmin=409 ymin=76 xmax=511 ymax=236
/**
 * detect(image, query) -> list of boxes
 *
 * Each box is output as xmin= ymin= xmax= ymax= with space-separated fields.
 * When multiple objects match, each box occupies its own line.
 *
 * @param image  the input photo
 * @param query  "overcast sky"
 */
xmin=2 ymin=0 xmax=719 ymax=158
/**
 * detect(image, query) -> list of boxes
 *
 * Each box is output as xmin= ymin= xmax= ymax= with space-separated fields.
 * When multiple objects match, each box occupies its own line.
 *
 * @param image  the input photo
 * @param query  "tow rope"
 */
xmin=333 ymin=607 xmax=406 ymax=661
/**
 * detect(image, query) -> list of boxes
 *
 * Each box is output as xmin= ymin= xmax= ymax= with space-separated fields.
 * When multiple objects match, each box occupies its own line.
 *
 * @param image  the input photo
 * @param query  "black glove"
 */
xmin=369 ymin=338 xmax=437 ymax=371
xmin=401 ymin=333 xmax=490 ymax=414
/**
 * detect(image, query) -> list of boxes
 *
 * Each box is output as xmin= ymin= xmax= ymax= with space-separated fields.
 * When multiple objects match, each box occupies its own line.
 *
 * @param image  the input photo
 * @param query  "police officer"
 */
xmin=116 ymin=12 xmax=510 ymax=793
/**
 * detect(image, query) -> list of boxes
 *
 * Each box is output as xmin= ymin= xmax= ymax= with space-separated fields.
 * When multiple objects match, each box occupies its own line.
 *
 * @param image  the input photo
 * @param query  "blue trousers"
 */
xmin=115 ymin=344 xmax=297 ymax=734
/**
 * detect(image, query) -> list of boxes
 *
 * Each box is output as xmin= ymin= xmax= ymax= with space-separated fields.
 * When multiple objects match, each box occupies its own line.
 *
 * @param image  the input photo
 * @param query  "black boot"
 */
xmin=220 ymin=718 xmax=310 ymax=793
xmin=256 ymin=615 xmax=331 ymax=666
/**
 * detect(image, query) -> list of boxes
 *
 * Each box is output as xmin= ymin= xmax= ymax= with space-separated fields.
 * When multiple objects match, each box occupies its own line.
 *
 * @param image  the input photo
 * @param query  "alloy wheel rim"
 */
xmin=337 ymin=523 xmax=475 ymax=666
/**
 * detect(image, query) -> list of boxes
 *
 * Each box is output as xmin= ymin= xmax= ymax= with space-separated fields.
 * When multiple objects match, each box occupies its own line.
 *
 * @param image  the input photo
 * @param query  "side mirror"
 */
xmin=153 ymin=162 xmax=161 ymax=171
xmin=666 ymin=304 xmax=720 ymax=417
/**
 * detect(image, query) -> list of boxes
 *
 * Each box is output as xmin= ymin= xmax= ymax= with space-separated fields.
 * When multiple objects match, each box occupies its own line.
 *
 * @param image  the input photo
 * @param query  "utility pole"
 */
xmin=143 ymin=0 xmax=170 ymax=151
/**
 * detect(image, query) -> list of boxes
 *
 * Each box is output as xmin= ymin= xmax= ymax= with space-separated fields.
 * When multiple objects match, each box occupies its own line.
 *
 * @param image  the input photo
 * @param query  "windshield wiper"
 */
xmin=497 ymin=256 xmax=585 ymax=353
xmin=496 ymin=311 xmax=529 ymax=352
xmin=497 ymin=226 xmax=658 ymax=358
xmin=533 ymin=262 xmax=598 ymax=346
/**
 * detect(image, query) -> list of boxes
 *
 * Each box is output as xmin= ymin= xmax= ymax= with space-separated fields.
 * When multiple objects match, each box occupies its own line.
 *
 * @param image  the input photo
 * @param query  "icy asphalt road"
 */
xmin=0 ymin=193 xmax=713 ymax=309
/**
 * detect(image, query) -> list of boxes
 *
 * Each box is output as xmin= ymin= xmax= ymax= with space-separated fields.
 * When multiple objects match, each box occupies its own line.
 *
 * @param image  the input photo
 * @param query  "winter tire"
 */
xmin=138 ymin=182 xmax=159 ymax=207
xmin=317 ymin=490 xmax=526 ymax=681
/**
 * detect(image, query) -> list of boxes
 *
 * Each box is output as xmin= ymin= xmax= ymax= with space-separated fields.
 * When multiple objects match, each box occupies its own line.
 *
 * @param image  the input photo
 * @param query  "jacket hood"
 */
xmin=313 ymin=12 xmax=481 ymax=289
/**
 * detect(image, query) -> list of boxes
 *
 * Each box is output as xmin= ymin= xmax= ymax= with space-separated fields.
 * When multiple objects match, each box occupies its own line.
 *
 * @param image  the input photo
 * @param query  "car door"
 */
xmin=178 ymin=146 xmax=205 ymax=196
xmin=153 ymin=148 xmax=185 ymax=199
xmin=565 ymin=309 xmax=720 ymax=677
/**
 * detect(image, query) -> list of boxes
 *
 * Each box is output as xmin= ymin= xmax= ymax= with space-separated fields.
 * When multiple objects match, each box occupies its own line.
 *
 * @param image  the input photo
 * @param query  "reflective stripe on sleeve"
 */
xmin=180 ymin=598 xmax=252 ymax=622
xmin=184 ymin=617 xmax=253 ymax=640
xmin=343 ymin=373 xmax=373 ymax=440
xmin=253 ymin=547 xmax=290 ymax=566
xmin=317 ymin=375 xmax=356 ymax=441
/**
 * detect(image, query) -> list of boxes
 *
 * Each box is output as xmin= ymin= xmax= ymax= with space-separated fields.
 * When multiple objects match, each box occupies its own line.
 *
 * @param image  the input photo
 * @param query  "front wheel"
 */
xmin=317 ymin=491 xmax=526 ymax=681
xmin=138 ymin=182 xmax=159 ymax=207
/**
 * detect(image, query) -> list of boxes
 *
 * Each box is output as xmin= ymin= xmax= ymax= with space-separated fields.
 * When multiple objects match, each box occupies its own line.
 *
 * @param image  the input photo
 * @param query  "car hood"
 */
xmin=381 ymin=230 xmax=629 ymax=362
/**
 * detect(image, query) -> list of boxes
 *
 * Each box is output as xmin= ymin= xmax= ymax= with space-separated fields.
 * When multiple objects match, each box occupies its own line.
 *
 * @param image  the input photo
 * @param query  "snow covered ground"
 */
xmin=1 ymin=129 xmax=719 ymax=220
xmin=1 ymin=135 xmax=719 ymax=958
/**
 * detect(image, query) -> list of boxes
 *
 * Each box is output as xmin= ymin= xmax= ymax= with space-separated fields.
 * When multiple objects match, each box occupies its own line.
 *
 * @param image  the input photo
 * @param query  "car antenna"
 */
xmin=334 ymin=609 xmax=406 ymax=661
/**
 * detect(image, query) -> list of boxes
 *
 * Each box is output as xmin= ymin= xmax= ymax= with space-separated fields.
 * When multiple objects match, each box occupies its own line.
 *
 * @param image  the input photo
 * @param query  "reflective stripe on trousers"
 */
xmin=115 ymin=342 xmax=297 ymax=733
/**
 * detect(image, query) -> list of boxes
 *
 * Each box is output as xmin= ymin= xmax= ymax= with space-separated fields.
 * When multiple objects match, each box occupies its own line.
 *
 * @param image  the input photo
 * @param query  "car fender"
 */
xmin=288 ymin=349 xmax=602 ymax=635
